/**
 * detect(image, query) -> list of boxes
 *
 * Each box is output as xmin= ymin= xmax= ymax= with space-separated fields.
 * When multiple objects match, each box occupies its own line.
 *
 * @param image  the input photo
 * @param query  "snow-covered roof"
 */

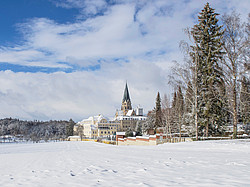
xmin=116 ymin=132 xmax=126 ymax=135
xmin=79 ymin=114 xmax=108 ymax=123
xmin=115 ymin=115 xmax=147 ymax=121
xmin=126 ymin=109 xmax=134 ymax=116
xmin=68 ymin=136 xmax=81 ymax=138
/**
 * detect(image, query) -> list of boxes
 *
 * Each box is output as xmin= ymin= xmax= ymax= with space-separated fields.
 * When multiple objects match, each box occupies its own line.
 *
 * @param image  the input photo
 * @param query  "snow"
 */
xmin=0 ymin=140 xmax=250 ymax=186
xmin=126 ymin=110 xmax=134 ymax=116
xmin=116 ymin=132 xmax=125 ymax=136
xmin=79 ymin=115 xmax=107 ymax=123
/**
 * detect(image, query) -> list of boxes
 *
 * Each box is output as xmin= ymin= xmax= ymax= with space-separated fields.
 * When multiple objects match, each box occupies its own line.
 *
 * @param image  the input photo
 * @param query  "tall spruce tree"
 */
xmin=172 ymin=92 xmax=177 ymax=109
xmin=155 ymin=92 xmax=163 ymax=129
xmin=191 ymin=3 xmax=226 ymax=137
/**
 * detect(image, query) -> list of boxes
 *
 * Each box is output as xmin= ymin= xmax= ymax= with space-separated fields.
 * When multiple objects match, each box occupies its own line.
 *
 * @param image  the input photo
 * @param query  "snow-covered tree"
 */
xmin=176 ymin=86 xmax=184 ymax=140
xmin=66 ymin=119 xmax=75 ymax=137
xmin=155 ymin=92 xmax=163 ymax=129
xmin=222 ymin=11 xmax=249 ymax=138
xmin=191 ymin=3 xmax=227 ymax=137
xmin=240 ymin=76 xmax=250 ymax=126
xmin=162 ymin=94 xmax=172 ymax=137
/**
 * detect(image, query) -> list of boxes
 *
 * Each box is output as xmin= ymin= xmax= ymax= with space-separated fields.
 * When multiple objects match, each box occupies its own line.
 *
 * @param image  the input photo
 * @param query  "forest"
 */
xmin=146 ymin=3 xmax=249 ymax=140
xmin=0 ymin=118 xmax=75 ymax=142
xmin=1 ymin=3 xmax=249 ymax=142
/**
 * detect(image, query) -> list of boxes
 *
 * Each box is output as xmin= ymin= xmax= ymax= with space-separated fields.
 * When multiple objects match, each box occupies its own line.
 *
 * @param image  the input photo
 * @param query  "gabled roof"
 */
xmin=126 ymin=109 xmax=134 ymax=116
xmin=122 ymin=82 xmax=131 ymax=102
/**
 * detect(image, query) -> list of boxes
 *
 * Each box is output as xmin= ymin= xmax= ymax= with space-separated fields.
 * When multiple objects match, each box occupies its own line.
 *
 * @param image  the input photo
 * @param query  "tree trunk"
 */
xmin=232 ymin=79 xmax=237 ymax=139
xmin=206 ymin=122 xmax=209 ymax=138
xmin=195 ymin=108 xmax=198 ymax=141
xmin=179 ymin=114 xmax=182 ymax=142
xmin=194 ymin=50 xmax=199 ymax=141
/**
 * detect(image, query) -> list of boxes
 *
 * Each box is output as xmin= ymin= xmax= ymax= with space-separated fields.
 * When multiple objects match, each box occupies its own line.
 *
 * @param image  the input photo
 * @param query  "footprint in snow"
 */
xmin=70 ymin=170 xmax=75 ymax=176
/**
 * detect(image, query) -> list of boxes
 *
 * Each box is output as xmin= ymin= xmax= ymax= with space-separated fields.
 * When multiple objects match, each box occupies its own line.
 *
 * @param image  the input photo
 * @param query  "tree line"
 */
xmin=0 ymin=118 xmax=75 ymax=142
xmin=147 ymin=3 xmax=249 ymax=140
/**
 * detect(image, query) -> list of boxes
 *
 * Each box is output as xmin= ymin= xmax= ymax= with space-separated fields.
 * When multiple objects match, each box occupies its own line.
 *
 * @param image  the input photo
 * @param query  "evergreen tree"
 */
xmin=240 ymin=76 xmax=250 ymax=126
xmin=125 ymin=128 xmax=134 ymax=137
xmin=155 ymin=92 xmax=163 ymax=129
xmin=143 ymin=109 xmax=156 ymax=134
xmin=135 ymin=125 xmax=142 ymax=136
xmin=191 ymin=3 xmax=226 ymax=137
xmin=172 ymin=92 xmax=177 ymax=109
xmin=66 ymin=119 xmax=75 ymax=137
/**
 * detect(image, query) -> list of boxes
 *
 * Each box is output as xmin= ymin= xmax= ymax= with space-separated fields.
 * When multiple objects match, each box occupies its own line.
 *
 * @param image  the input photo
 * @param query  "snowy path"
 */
xmin=0 ymin=140 xmax=250 ymax=187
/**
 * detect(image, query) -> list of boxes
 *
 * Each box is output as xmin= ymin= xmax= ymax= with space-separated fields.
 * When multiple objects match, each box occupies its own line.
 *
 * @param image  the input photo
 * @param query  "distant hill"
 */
xmin=0 ymin=118 xmax=73 ymax=142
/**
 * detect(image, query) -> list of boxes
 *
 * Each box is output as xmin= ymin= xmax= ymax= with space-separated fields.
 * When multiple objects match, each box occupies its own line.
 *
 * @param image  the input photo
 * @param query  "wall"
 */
xmin=117 ymin=134 xmax=193 ymax=146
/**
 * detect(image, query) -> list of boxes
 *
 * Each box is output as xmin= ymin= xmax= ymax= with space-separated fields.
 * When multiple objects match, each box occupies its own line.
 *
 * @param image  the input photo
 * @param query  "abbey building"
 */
xmin=116 ymin=82 xmax=143 ymax=117
xmin=74 ymin=82 xmax=147 ymax=138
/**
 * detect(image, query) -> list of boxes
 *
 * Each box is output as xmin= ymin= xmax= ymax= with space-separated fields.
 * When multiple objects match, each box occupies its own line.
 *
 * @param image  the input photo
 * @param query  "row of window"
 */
xmin=100 ymin=131 xmax=114 ymax=134
xmin=90 ymin=131 xmax=115 ymax=135
xmin=123 ymin=118 xmax=146 ymax=121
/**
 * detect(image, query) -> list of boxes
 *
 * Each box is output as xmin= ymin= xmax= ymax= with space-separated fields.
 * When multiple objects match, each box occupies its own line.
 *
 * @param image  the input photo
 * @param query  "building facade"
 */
xmin=75 ymin=82 xmax=147 ymax=138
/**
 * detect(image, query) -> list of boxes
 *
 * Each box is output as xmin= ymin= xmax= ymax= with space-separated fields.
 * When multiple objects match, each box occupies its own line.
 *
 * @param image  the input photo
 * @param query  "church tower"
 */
xmin=121 ymin=82 xmax=132 ymax=115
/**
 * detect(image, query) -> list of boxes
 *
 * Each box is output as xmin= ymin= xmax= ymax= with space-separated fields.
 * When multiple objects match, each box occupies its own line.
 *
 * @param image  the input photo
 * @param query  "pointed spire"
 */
xmin=123 ymin=82 xmax=131 ymax=102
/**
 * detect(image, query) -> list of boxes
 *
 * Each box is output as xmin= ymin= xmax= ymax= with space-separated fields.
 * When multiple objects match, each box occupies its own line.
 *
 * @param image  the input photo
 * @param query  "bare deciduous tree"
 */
xmin=222 ymin=11 xmax=249 ymax=138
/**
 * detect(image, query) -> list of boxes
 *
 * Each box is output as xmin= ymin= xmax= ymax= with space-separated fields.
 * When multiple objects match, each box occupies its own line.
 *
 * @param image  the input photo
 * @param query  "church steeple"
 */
xmin=122 ymin=82 xmax=131 ymax=103
xmin=121 ymin=82 xmax=132 ymax=115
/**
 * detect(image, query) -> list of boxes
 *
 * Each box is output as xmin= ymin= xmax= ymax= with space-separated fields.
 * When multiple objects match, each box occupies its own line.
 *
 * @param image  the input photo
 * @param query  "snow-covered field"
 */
xmin=0 ymin=140 xmax=250 ymax=187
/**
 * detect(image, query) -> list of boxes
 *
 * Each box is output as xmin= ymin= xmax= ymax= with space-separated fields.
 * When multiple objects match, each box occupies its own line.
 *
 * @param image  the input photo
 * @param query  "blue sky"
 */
xmin=0 ymin=0 xmax=79 ymax=72
xmin=0 ymin=0 xmax=249 ymax=121
xmin=0 ymin=0 xmax=78 ymax=44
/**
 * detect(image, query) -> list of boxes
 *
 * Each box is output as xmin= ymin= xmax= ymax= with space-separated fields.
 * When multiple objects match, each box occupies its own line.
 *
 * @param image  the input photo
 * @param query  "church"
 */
xmin=116 ymin=82 xmax=143 ymax=117
xmin=74 ymin=82 xmax=147 ymax=138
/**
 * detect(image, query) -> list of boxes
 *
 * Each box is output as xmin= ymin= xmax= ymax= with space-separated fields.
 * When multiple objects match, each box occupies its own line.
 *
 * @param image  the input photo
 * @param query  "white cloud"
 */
xmin=0 ymin=60 xmax=168 ymax=121
xmin=1 ymin=0 xmax=249 ymax=68
xmin=0 ymin=0 xmax=249 ymax=120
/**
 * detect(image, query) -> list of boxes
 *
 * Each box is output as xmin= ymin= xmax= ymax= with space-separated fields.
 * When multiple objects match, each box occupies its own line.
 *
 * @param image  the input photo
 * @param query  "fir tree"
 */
xmin=125 ymin=128 xmax=134 ymax=137
xmin=155 ymin=92 xmax=163 ymax=129
xmin=66 ymin=119 xmax=75 ymax=137
xmin=172 ymin=92 xmax=177 ymax=109
xmin=240 ymin=76 xmax=250 ymax=126
xmin=191 ymin=3 xmax=226 ymax=137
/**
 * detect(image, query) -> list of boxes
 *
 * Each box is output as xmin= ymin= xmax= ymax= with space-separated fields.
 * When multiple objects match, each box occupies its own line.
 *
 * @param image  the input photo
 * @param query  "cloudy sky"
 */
xmin=0 ymin=0 xmax=249 ymax=121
